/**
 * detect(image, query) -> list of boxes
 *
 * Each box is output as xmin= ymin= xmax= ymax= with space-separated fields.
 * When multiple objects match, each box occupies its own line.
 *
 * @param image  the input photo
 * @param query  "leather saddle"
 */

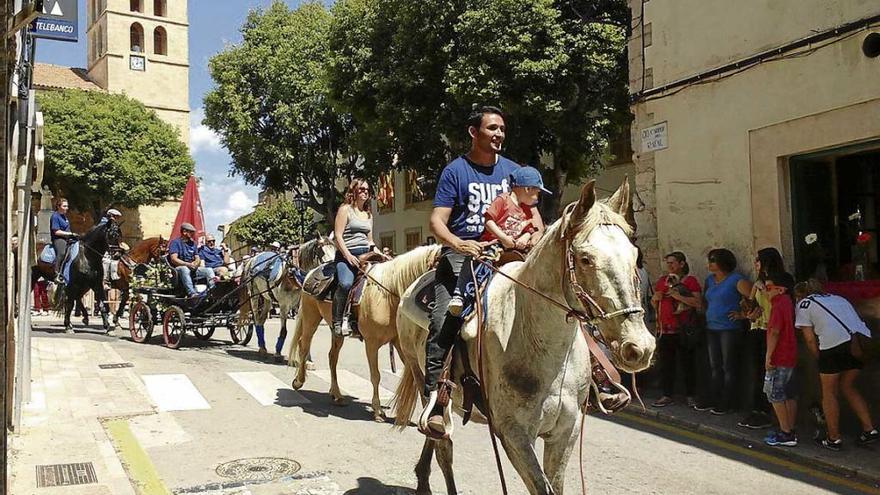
xmin=302 ymin=252 xmax=389 ymax=303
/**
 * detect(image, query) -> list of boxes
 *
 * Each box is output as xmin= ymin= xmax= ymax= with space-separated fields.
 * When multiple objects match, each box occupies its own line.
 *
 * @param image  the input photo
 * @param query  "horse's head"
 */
xmin=561 ymin=179 xmax=655 ymax=373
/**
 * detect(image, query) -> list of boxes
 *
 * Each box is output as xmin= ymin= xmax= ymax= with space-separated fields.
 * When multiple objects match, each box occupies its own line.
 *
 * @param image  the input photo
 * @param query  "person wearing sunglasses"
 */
xmin=198 ymin=234 xmax=230 ymax=278
xmin=331 ymin=178 xmax=386 ymax=337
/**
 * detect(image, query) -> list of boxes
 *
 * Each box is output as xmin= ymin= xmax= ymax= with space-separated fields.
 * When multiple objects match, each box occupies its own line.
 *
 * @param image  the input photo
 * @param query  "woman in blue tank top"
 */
xmin=697 ymin=248 xmax=753 ymax=415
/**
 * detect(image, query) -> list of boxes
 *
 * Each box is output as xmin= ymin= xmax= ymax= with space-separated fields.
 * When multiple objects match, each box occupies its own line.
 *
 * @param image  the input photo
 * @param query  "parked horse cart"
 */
xmin=127 ymin=263 xmax=254 ymax=349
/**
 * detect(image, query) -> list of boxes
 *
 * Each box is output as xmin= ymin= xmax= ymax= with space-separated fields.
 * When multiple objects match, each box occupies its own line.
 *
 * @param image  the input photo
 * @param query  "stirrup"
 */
xmin=586 ymin=370 xmax=631 ymax=415
xmin=418 ymin=390 xmax=453 ymax=440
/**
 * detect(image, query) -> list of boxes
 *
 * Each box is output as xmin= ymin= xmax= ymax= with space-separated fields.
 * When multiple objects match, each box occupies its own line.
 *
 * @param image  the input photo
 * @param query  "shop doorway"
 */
xmin=790 ymin=143 xmax=880 ymax=281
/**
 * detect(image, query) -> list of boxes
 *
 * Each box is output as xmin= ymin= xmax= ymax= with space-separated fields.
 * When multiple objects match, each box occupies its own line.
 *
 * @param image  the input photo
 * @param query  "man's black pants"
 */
xmin=424 ymin=248 xmax=467 ymax=397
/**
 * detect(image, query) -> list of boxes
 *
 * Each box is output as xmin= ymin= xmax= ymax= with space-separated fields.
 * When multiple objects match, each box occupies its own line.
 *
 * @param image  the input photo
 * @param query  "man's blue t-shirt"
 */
xmin=168 ymin=238 xmax=197 ymax=263
xmin=433 ymin=155 xmax=519 ymax=240
xmin=198 ymin=246 xmax=224 ymax=268
xmin=50 ymin=212 xmax=70 ymax=241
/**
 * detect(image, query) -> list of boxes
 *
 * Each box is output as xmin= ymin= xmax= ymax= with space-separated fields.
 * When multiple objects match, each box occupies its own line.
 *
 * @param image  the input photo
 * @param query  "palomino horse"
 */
xmin=392 ymin=180 xmax=656 ymax=494
xmin=241 ymin=236 xmax=335 ymax=360
xmin=288 ymin=245 xmax=442 ymax=421
xmin=53 ymin=221 xmax=122 ymax=333
xmin=108 ymin=236 xmax=168 ymax=328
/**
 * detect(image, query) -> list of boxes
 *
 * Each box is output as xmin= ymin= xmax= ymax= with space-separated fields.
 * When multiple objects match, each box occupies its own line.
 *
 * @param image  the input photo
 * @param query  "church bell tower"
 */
xmin=85 ymin=0 xmax=190 ymax=143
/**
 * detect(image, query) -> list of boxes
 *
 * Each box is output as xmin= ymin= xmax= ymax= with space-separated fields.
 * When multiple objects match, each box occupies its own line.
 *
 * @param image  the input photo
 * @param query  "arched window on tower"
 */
xmin=130 ymin=23 xmax=144 ymax=53
xmin=97 ymin=24 xmax=104 ymax=57
xmin=153 ymin=27 xmax=167 ymax=55
xmin=130 ymin=0 xmax=142 ymax=13
xmin=154 ymin=0 xmax=166 ymax=17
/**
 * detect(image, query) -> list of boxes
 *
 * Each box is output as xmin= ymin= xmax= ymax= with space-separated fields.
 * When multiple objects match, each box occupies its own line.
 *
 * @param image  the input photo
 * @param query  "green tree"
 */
xmin=39 ymin=89 xmax=193 ymax=221
xmin=227 ymin=199 xmax=313 ymax=248
xmin=203 ymin=1 xmax=357 ymax=220
xmin=328 ymin=0 xmax=630 ymax=218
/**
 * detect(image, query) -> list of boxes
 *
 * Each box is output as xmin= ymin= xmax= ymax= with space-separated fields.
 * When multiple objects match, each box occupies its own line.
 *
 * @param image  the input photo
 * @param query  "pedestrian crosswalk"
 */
xmin=138 ymin=366 xmax=397 ymax=413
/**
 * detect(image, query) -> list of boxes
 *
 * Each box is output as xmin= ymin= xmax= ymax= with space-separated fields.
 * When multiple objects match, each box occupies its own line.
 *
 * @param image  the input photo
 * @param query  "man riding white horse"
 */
xmin=423 ymin=106 xmax=534 ymax=436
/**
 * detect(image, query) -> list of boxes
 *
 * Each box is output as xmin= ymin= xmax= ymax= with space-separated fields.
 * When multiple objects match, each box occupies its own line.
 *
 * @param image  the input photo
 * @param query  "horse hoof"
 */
xmin=373 ymin=414 xmax=386 ymax=423
xmin=292 ymin=380 xmax=304 ymax=390
xmin=65 ymin=327 xmax=74 ymax=334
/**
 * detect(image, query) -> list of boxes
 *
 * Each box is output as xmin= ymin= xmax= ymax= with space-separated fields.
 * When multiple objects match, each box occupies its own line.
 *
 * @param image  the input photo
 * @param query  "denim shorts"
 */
xmin=763 ymin=367 xmax=796 ymax=403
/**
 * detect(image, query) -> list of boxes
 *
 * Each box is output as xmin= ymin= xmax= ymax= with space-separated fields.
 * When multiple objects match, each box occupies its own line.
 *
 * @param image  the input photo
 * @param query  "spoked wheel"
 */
xmin=227 ymin=315 xmax=253 ymax=346
xmin=162 ymin=306 xmax=187 ymax=349
xmin=193 ymin=326 xmax=215 ymax=341
xmin=128 ymin=301 xmax=153 ymax=343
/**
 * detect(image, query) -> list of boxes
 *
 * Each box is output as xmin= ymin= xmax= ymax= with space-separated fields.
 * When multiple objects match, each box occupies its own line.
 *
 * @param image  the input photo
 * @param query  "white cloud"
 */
xmin=189 ymin=108 xmax=223 ymax=155
xmin=225 ymin=190 xmax=253 ymax=217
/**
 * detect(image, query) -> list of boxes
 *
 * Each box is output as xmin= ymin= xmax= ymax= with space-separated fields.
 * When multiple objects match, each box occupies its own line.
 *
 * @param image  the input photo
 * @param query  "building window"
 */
xmin=130 ymin=0 xmax=142 ymax=13
xmin=154 ymin=0 xmax=166 ymax=17
xmin=405 ymin=170 xmax=436 ymax=207
xmin=153 ymin=26 xmax=167 ymax=55
xmin=130 ymin=23 xmax=144 ymax=53
xmin=379 ymin=232 xmax=395 ymax=254
xmin=405 ymin=227 xmax=422 ymax=252
xmin=376 ymin=172 xmax=394 ymax=213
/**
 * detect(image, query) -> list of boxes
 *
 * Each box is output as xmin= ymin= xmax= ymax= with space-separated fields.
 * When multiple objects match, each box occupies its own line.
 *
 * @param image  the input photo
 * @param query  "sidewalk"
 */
xmin=8 ymin=335 xmax=156 ymax=494
xmin=627 ymin=389 xmax=880 ymax=487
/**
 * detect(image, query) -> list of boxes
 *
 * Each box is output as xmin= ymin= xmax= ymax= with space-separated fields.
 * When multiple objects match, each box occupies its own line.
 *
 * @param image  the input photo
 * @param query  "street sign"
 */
xmin=640 ymin=121 xmax=668 ymax=153
xmin=30 ymin=0 xmax=77 ymax=42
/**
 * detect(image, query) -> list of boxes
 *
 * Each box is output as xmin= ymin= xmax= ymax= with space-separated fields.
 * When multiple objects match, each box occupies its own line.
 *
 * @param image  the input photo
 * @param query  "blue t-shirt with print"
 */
xmin=168 ymin=238 xmax=197 ymax=263
xmin=50 ymin=212 xmax=70 ymax=241
xmin=704 ymin=272 xmax=746 ymax=331
xmin=433 ymin=155 xmax=520 ymax=240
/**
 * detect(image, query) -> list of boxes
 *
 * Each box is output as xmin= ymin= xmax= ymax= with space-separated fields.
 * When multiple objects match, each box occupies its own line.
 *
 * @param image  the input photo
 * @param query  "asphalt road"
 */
xmin=32 ymin=315 xmax=880 ymax=495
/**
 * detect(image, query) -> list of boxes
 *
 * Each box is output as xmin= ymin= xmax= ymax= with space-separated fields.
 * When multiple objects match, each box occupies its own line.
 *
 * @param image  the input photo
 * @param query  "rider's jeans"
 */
xmin=331 ymin=247 xmax=369 ymax=331
xmin=52 ymin=238 xmax=68 ymax=273
xmin=175 ymin=265 xmax=216 ymax=296
xmin=424 ymin=248 xmax=467 ymax=396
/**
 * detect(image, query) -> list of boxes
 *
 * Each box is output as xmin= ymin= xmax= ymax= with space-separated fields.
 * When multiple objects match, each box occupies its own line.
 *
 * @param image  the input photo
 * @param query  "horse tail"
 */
xmin=51 ymin=282 xmax=67 ymax=315
xmin=391 ymin=361 xmax=420 ymax=430
xmin=287 ymin=301 xmax=302 ymax=367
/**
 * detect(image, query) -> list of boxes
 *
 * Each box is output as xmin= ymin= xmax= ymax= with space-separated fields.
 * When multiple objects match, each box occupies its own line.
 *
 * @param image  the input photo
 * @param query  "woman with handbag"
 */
xmin=650 ymin=251 xmax=702 ymax=408
xmin=794 ymin=279 xmax=878 ymax=450
xmin=331 ymin=178 xmax=388 ymax=337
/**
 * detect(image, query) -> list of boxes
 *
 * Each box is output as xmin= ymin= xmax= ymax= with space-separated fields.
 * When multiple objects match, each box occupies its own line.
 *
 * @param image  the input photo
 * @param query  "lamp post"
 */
xmin=291 ymin=194 xmax=308 ymax=243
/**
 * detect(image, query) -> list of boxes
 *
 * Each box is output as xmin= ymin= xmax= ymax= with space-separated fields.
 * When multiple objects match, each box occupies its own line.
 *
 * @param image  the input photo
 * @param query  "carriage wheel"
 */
xmin=162 ymin=306 xmax=187 ymax=349
xmin=227 ymin=316 xmax=253 ymax=346
xmin=193 ymin=326 xmax=215 ymax=341
xmin=128 ymin=301 xmax=153 ymax=343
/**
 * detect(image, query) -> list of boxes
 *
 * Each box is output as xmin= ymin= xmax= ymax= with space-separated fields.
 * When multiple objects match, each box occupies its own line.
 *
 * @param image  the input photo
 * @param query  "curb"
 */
xmin=620 ymin=406 xmax=880 ymax=489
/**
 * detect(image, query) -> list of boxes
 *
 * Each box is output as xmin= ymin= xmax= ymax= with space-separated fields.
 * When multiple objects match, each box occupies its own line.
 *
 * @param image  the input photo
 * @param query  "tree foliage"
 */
xmin=39 ymin=89 xmax=193 ymax=220
xmin=328 ymin=0 xmax=630 ymax=217
xmin=227 ymin=199 xmax=313 ymax=248
xmin=203 ymin=1 xmax=357 ymax=219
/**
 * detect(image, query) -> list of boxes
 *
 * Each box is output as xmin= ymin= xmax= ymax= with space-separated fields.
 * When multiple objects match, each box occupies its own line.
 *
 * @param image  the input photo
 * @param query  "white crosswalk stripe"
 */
xmin=312 ymin=369 xmax=394 ymax=402
xmin=227 ymin=371 xmax=310 ymax=406
xmin=141 ymin=374 xmax=210 ymax=411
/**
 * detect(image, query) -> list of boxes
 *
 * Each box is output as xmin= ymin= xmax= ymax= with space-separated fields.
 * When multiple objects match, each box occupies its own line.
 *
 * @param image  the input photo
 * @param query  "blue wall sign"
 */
xmin=31 ymin=0 xmax=78 ymax=42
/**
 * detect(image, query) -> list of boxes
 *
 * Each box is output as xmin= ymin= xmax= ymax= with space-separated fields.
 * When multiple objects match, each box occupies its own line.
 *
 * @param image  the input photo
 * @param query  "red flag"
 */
xmin=170 ymin=176 xmax=206 ymax=244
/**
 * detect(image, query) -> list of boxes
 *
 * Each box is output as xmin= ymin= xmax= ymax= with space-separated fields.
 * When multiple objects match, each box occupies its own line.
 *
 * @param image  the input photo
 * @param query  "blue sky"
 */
xmin=36 ymin=0 xmax=307 ymax=238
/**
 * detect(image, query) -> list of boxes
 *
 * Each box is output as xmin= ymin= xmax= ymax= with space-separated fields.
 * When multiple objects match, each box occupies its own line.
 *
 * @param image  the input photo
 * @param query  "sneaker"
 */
xmin=766 ymin=431 xmax=797 ymax=447
xmin=448 ymin=295 xmax=464 ymax=316
xmin=693 ymin=402 xmax=714 ymax=412
xmin=738 ymin=411 xmax=772 ymax=430
xmin=651 ymin=396 xmax=674 ymax=408
xmin=710 ymin=407 xmax=729 ymax=416
xmin=764 ymin=428 xmax=779 ymax=443
xmin=818 ymin=437 xmax=842 ymax=451
xmin=858 ymin=429 xmax=879 ymax=446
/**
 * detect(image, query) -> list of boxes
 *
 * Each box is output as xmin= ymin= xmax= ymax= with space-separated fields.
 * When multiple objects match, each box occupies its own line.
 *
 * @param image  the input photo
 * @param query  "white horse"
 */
xmin=288 ymin=245 xmax=442 ymax=421
xmin=392 ymin=180 xmax=656 ymax=495
xmin=242 ymin=236 xmax=335 ymax=360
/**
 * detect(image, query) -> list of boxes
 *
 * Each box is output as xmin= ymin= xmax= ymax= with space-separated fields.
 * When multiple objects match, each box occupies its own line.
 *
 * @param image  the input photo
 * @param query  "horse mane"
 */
xmin=81 ymin=220 xmax=109 ymax=243
xmin=373 ymin=244 xmax=442 ymax=295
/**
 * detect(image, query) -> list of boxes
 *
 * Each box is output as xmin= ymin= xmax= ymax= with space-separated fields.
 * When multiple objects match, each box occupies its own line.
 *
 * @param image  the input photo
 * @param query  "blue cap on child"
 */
xmin=510 ymin=166 xmax=552 ymax=195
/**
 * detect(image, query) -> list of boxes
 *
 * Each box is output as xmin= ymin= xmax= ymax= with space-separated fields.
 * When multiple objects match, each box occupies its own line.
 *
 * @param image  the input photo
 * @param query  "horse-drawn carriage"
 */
xmin=128 ymin=260 xmax=254 ymax=349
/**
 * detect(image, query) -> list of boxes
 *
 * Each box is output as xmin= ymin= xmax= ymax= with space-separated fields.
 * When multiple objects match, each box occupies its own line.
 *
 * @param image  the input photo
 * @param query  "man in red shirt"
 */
xmin=763 ymin=272 xmax=799 ymax=447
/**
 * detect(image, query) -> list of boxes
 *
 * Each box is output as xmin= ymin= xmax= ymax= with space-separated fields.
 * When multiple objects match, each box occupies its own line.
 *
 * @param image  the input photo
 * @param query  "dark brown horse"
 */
xmin=107 ymin=236 xmax=168 ymax=327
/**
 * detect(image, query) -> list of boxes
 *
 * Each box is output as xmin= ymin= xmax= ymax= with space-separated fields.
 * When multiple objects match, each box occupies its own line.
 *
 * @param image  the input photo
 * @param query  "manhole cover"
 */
xmin=36 ymin=462 xmax=98 ymax=487
xmin=215 ymin=457 xmax=301 ymax=482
